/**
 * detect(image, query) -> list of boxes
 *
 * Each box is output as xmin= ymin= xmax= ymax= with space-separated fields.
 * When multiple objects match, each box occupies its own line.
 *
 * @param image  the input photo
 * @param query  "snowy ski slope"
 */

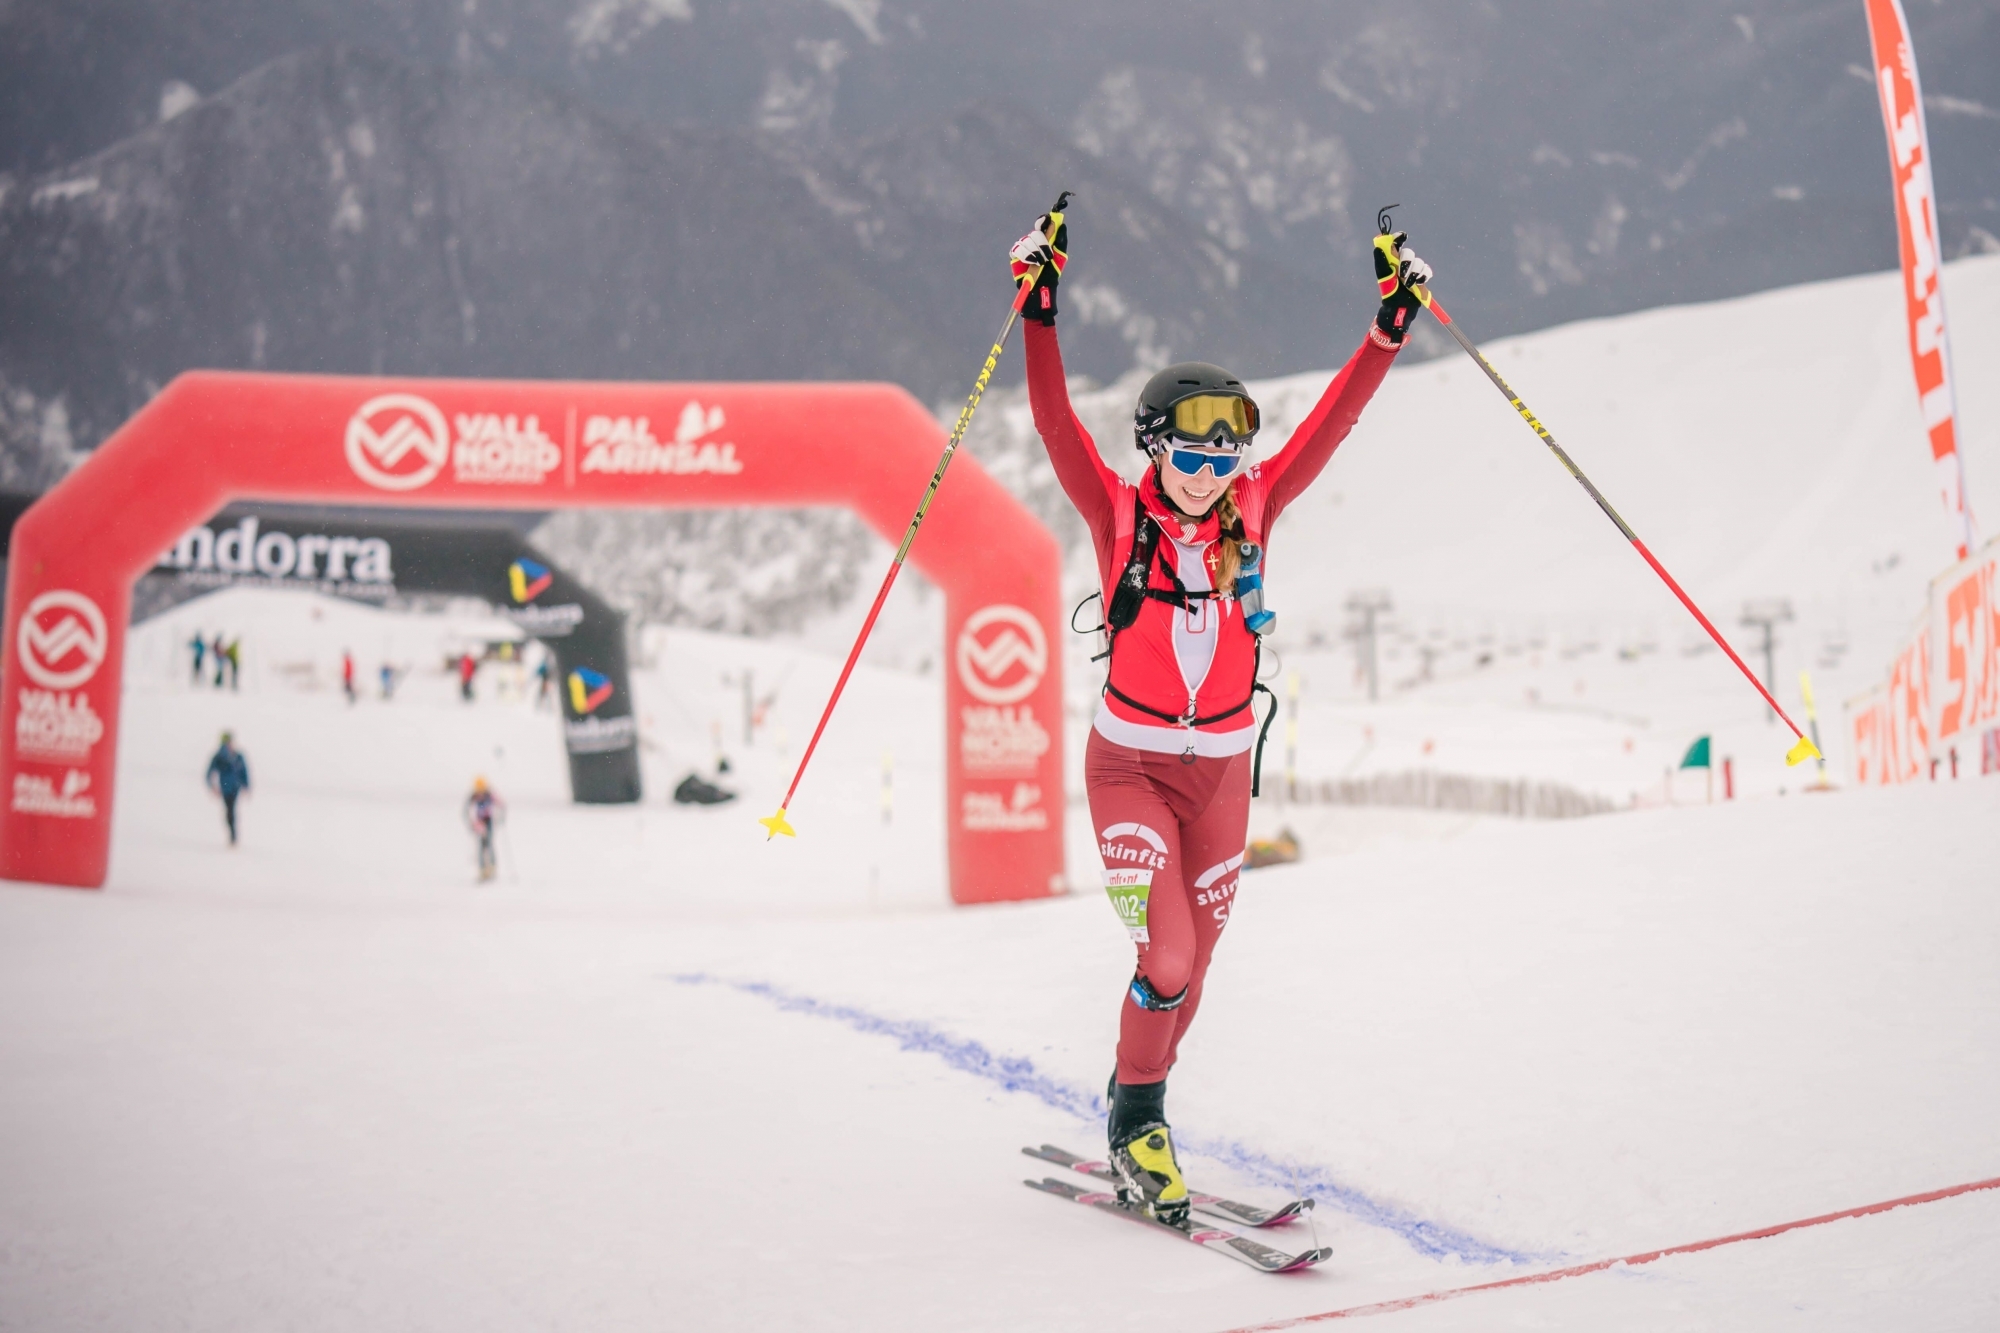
xmin=3 ymin=261 xmax=1999 ymax=1330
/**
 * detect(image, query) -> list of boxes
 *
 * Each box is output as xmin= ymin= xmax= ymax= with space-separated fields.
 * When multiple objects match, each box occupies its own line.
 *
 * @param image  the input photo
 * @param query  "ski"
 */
xmin=1024 ymin=1177 xmax=1332 ymax=1273
xmin=1021 ymin=1144 xmax=1314 ymax=1228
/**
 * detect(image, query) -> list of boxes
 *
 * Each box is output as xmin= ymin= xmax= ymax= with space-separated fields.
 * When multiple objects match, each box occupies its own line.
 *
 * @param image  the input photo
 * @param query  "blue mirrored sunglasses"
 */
xmin=1166 ymin=446 xmax=1244 ymax=479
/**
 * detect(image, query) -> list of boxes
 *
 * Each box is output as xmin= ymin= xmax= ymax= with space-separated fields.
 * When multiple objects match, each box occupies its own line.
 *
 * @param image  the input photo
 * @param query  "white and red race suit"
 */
xmin=1026 ymin=318 xmax=1400 ymax=1084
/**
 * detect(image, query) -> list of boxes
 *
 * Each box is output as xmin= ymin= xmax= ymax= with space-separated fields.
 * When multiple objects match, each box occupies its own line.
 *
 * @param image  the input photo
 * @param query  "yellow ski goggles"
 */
xmin=1168 ymin=393 xmax=1259 ymax=445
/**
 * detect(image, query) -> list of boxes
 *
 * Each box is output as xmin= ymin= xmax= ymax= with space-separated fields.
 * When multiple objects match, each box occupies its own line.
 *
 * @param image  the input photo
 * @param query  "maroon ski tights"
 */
xmin=1085 ymin=731 xmax=1251 ymax=1085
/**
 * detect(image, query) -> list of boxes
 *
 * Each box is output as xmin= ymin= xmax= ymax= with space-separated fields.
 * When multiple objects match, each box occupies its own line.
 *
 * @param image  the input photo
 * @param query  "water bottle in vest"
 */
xmin=1236 ymin=542 xmax=1274 ymax=635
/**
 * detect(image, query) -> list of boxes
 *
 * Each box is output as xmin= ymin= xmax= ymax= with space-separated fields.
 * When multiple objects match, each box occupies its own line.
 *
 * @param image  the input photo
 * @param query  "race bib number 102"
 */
xmin=1104 ymin=869 xmax=1153 ymax=943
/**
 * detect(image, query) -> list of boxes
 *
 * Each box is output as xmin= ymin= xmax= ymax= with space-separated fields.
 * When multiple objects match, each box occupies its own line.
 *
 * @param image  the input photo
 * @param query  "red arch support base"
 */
xmin=1 ymin=372 xmax=1066 ymax=904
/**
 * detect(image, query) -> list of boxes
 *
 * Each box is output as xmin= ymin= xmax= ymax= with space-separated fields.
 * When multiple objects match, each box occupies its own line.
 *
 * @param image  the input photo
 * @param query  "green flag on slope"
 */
xmin=1679 ymin=735 xmax=1712 ymax=769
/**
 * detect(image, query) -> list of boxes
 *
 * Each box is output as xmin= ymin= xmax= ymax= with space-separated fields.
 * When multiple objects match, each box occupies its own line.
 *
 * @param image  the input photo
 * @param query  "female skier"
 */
xmin=1011 ymin=210 xmax=1431 ymax=1221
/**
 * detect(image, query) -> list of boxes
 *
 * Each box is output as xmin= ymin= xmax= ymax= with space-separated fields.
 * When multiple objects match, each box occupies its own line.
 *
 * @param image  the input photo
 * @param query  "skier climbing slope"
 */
xmin=1013 ymin=207 xmax=1432 ymax=1228
xmin=464 ymin=777 xmax=506 ymax=882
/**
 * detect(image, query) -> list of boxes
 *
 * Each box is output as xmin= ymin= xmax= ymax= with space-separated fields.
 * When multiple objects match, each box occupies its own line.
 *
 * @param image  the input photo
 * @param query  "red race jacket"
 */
xmin=1025 ymin=320 xmax=1401 ymax=757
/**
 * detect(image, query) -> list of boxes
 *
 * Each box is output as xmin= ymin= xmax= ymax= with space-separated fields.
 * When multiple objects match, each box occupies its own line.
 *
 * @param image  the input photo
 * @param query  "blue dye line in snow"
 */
xmin=670 ymin=971 xmax=1549 ymax=1267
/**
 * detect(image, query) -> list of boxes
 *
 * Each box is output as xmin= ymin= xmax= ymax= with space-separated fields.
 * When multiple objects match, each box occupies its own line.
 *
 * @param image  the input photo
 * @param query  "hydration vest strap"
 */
xmin=1103 ymin=637 xmax=1263 ymax=735
xmin=1104 ymin=680 xmax=1254 ymax=729
xmin=1107 ymin=488 xmax=1164 ymax=633
xmin=1071 ymin=592 xmax=1112 ymax=663
xmin=1250 ymin=680 xmax=1278 ymax=798
xmin=1144 ymin=543 xmax=1221 ymax=610
xmin=1101 ymin=476 xmax=1270 ymax=730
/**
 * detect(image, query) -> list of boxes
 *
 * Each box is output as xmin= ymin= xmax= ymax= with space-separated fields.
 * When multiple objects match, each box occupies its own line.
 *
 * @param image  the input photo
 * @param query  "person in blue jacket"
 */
xmin=205 ymin=731 xmax=251 ymax=846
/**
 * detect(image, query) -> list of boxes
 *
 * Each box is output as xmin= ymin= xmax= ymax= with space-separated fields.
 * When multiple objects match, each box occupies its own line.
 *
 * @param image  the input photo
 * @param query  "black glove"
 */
xmin=1009 ymin=210 xmax=1069 ymax=325
xmin=1372 ymin=230 xmax=1433 ymax=345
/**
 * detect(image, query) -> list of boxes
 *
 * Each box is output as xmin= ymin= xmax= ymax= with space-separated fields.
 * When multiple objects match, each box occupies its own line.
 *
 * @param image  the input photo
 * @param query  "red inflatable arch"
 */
xmin=1 ymin=372 xmax=1066 ymax=904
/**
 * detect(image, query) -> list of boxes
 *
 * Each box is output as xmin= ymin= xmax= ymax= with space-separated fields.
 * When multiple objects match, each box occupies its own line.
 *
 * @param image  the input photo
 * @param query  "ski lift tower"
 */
xmin=1739 ymin=598 xmax=1794 ymax=725
xmin=1345 ymin=589 xmax=1393 ymax=702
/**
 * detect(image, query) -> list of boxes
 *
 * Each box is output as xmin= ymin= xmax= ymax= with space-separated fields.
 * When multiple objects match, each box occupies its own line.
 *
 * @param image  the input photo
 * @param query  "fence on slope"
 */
xmin=1261 ymin=769 xmax=1619 ymax=820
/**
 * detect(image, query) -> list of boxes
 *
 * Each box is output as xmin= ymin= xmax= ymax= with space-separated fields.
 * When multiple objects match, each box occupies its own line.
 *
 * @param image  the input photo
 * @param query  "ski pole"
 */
xmin=1798 ymin=670 xmax=1829 ymax=784
xmin=761 ymin=192 xmax=1072 ymax=839
xmin=1386 ymin=219 xmax=1821 ymax=767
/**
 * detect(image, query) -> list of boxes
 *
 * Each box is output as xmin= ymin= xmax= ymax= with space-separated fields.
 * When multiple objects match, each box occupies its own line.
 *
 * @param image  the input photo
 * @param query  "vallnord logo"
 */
xmin=346 ymin=393 xmax=451 ymax=491
xmin=959 ymin=703 xmax=1049 ymax=775
xmin=956 ymin=604 xmax=1047 ymax=706
xmin=17 ymin=590 xmax=108 ymax=690
xmin=16 ymin=689 xmax=104 ymax=762
xmin=346 ymin=395 xmax=559 ymax=489
xmin=453 ymin=412 xmax=560 ymax=485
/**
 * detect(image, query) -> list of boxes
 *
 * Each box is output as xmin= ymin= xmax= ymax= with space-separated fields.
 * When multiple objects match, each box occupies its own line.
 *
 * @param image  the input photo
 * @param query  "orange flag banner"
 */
xmin=1863 ymin=0 xmax=1977 ymax=560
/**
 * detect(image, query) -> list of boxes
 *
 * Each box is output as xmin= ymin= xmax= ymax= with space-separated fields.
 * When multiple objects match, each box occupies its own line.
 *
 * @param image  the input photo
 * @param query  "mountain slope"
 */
xmin=0 ymin=45 xmax=951 ymax=451
xmin=0 ymin=45 xmax=1366 ymax=464
xmin=5 ymin=0 xmax=1994 ymax=338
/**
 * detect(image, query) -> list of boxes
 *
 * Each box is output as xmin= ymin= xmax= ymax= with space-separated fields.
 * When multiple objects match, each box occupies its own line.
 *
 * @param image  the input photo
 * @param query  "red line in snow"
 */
xmin=1220 ymin=1175 xmax=2000 ymax=1330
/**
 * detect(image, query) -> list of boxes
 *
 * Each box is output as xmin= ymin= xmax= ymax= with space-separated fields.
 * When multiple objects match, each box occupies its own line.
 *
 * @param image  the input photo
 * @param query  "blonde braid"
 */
xmin=1214 ymin=485 xmax=1243 ymax=597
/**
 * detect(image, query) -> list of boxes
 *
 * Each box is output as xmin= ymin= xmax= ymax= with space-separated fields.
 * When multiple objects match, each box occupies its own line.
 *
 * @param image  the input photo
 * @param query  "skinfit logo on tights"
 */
xmin=1099 ymin=821 xmax=1169 ymax=871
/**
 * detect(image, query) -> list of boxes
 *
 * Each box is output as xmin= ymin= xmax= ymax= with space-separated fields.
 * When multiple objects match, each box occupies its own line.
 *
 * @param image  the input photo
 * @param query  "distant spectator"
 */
xmin=458 ymin=651 xmax=478 ymax=703
xmin=534 ymin=655 xmax=554 ymax=710
xmin=223 ymin=637 xmax=242 ymax=691
xmin=464 ymin=776 xmax=506 ymax=882
xmin=189 ymin=631 xmax=207 ymax=686
xmin=211 ymin=633 xmax=227 ymax=688
xmin=342 ymin=650 xmax=357 ymax=705
xmin=204 ymin=731 xmax=251 ymax=846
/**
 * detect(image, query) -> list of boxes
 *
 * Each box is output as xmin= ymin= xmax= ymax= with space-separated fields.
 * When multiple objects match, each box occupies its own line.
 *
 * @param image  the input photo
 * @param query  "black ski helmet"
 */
xmin=1133 ymin=362 xmax=1260 ymax=455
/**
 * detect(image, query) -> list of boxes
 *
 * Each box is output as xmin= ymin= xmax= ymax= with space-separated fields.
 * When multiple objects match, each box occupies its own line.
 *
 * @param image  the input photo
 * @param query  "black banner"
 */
xmin=151 ymin=506 xmax=640 ymax=804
